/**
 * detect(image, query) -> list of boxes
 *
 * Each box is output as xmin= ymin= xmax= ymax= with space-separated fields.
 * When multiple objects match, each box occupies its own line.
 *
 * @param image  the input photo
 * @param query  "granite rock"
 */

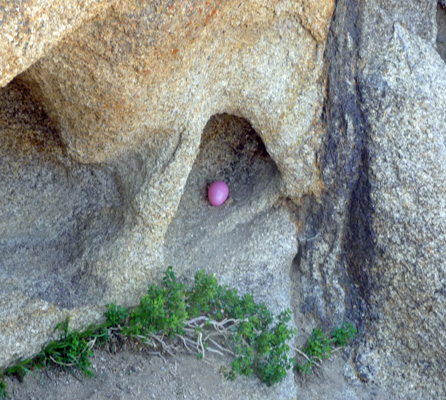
xmin=2 ymin=0 xmax=446 ymax=399
xmin=0 ymin=4 xmax=330 ymax=397
xmin=437 ymin=3 xmax=446 ymax=61
xmin=308 ymin=1 xmax=446 ymax=398
xmin=0 ymin=0 xmax=118 ymax=87
xmin=355 ymin=13 xmax=446 ymax=400
xmin=291 ymin=1 xmax=446 ymax=398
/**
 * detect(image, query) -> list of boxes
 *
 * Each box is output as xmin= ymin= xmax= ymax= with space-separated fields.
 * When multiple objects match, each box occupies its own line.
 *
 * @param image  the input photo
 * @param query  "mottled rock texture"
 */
xmin=318 ymin=1 xmax=446 ymax=399
xmin=437 ymin=3 xmax=446 ymax=61
xmin=1 ymin=0 xmax=446 ymax=399
xmin=1 ymin=2 xmax=332 ymax=399
xmin=355 ymin=3 xmax=446 ymax=398
xmin=0 ymin=0 xmax=118 ymax=87
xmin=19 ymin=0 xmax=328 ymax=200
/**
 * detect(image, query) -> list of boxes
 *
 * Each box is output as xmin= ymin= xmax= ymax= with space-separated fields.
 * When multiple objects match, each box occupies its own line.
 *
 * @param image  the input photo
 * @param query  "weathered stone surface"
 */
xmin=0 ymin=79 xmax=119 ymax=367
xmin=355 ymin=16 xmax=446 ymax=400
xmin=21 ymin=0 xmax=326 ymax=201
xmin=0 ymin=3 xmax=329 ymax=395
xmin=296 ymin=0 xmax=335 ymax=43
xmin=292 ymin=0 xmax=367 ymax=347
xmin=307 ymin=1 xmax=446 ymax=398
xmin=161 ymin=113 xmax=301 ymax=398
xmin=2 ymin=0 xmax=446 ymax=399
xmin=0 ymin=0 xmax=117 ymax=88
xmin=437 ymin=3 xmax=446 ymax=61
xmin=164 ymin=114 xmax=297 ymax=316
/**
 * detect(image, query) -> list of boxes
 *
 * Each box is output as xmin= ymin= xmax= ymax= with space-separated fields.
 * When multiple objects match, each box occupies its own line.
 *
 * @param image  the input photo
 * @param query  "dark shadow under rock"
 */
xmin=437 ymin=3 xmax=446 ymax=62
xmin=164 ymin=114 xmax=298 ymax=314
xmin=0 ymin=79 xmax=124 ymax=308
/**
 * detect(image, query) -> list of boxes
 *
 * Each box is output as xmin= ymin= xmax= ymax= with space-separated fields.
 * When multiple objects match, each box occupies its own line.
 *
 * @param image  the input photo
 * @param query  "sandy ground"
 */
xmin=3 ymin=345 xmax=393 ymax=400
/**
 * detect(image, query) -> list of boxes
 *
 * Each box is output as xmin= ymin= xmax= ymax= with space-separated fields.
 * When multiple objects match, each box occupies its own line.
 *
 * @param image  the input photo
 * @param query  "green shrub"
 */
xmin=120 ymin=267 xmax=187 ymax=338
xmin=331 ymin=322 xmax=358 ymax=347
xmin=0 ymin=266 xmax=358 ymax=398
xmin=116 ymin=267 xmax=296 ymax=386
xmin=0 ymin=381 xmax=7 ymax=399
xmin=296 ymin=323 xmax=357 ymax=375
xmin=0 ymin=317 xmax=109 ymax=396
xmin=104 ymin=302 xmax=128 ymax=327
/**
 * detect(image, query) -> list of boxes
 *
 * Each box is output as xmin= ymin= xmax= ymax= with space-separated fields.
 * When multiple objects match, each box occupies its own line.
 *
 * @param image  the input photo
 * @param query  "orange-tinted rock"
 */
xmin=0 ymin=0 xmax=117 ymax=88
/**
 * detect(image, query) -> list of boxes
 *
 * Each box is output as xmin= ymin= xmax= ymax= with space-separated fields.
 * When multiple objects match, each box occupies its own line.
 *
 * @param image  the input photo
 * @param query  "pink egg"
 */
xmin=208 ymin=181 xmax=229 ymax=206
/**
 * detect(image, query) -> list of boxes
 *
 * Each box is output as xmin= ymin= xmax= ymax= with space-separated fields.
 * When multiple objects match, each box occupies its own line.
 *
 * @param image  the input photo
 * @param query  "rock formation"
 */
xmin=1 ymin=0 xmax=446 ymax=399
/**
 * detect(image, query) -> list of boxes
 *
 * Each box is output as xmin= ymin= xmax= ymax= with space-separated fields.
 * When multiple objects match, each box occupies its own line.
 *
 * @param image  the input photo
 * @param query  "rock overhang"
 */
xmin=0 ymin=0 xmax=332 ymax=374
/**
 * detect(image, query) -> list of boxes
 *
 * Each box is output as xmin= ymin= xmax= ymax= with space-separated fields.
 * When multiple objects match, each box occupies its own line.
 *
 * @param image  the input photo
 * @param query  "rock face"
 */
xmin=0 ymin=0 xmax=118 ymax=87
xmin=164 ymin=114 xmax=297 ymax=316
xmin=355 ymin=3 xmax=446 ymax=398
xmin=437 ymin=3 xmax=446 ymax=61
xmin=318 ymin=1 xmax=446 ymax=398
xmin=1 ymin=0 xmax=446 ymax=399
xmin=0 ymin=2 xmax=331 ymax=398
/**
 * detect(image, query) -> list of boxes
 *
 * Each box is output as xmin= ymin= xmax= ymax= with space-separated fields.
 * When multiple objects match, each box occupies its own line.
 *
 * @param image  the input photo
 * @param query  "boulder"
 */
xmin=0 ymin=0 xmax=117 ymax=87
xmin=0 ymin=4 xmax=332 ymax=398
xmin=355 ymin=9 xmax=446 ymax=400
xmin=315 ymin=1 xmax=446 ymax=398
xmin=292 ymin=1 xmax=446 ymax=398
xmin=2 ymin=0 xmax=446 ymax=399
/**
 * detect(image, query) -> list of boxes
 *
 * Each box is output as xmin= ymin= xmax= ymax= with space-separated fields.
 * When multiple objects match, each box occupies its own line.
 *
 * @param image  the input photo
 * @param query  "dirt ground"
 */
xmin=3 ymin=345 xmax=393 ymax=400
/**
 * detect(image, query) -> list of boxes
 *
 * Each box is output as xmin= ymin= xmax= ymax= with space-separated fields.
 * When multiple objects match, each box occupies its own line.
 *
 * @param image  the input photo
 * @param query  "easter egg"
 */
xmin=208 ymin=181 xmax=229 ymax=206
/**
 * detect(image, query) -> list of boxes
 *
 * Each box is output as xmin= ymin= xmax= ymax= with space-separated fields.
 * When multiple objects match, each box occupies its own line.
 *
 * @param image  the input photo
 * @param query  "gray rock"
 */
xmin=0 ymin=0 xmax=330 ymax=376
xmin=164 ymin=114 xmax=298 ymax=316
xmin=295 ymin=1 xmax=446 ymax=398
xmin=2 ymin=0 xmax=446 ymax=399
xmin=356 ymin=19 xmax=446 ymax=399
xmin=0 ymin=79 xmax=120 ymax=367
xmin=163 ymin=114 xmax=298 ymax=399
xmin=437 ymin=4 xmax=446 ymax=61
